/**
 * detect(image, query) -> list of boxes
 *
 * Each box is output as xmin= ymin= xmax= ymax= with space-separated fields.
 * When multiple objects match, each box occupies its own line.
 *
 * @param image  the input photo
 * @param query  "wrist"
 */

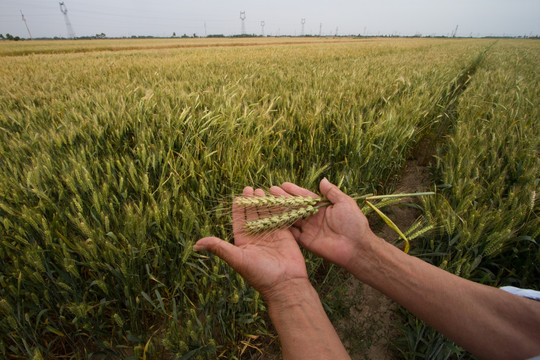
xmin=263 ymin=277 xmax=317 ymax=310
xmin=263 ymin=277 xmax=352 ymax=359
xmin=345 ymin=233 xmax=398 ymax=283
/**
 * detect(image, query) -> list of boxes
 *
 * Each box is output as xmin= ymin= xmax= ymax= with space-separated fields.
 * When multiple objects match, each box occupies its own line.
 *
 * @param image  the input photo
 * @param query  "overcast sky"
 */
xmin=1 ymin=0 xmax=539 ymax=38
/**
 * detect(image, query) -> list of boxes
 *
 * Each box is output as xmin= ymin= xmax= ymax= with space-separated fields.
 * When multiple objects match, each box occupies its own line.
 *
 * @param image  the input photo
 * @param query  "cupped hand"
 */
xmin=270 ymin=178 xmax=382 ymax=271
xmin=194 ymin=187 xmax=309 ymax=301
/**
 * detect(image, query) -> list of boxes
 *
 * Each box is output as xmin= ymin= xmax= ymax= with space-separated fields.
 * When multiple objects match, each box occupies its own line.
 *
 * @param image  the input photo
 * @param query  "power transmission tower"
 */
xmin=20 ymin=10 xmax=32 ymax=39
xmin=335 ymin=27 xmax=339 ymax=37
xmin=301 ymin=18 xmax=306 ymax=36
xmin=260 ymin=21 xmax=265 ymax=36
xmin=204 ymin=21 xmax=207 ymax=37
xmin=240 ymin=11 xmax=246 ymax=35
xmin=319 ymin=23 xmax=322 ymax=37
xmin=59 ymin=2 xmax=75 ymax=39
xmin=451 ymin=25 xmax=459 ymax=38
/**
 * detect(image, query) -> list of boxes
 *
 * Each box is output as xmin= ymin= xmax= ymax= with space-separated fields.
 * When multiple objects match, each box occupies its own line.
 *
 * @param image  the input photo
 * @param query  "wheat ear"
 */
xmin=244 ymin=205 xmax=319 ymax=234
xmin=235 ymin=195 xmax=321 ymax=208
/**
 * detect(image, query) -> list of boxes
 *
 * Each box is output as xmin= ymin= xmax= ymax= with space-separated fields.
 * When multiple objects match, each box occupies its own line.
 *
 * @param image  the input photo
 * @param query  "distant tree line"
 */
xmin=0 ymin=33 xmax=108 ymax=41
xmin=0 ymin=33 xmax=21 ymax=41
xmin=1 ymin=32 xmax=538 ymax=41
xmin=77 ymin=33 xmax=107 ymax=40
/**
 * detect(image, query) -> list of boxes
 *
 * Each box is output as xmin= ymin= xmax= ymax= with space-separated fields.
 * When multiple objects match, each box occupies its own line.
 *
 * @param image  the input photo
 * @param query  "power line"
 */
xmin=71 ymin=8 xmax=228 ymax=22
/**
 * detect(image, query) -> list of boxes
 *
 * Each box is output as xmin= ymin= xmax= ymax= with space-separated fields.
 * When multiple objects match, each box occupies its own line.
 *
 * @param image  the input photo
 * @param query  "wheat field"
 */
xmin=0 ymin=37 xmax=538 ymax=359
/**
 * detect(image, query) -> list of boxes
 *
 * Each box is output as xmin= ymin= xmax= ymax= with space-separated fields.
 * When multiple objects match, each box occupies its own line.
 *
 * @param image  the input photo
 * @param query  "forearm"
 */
xmin=348 ymin=237 xmax=540 ymax=359
xmin=265 ymin=278 xmax=351 ymax=360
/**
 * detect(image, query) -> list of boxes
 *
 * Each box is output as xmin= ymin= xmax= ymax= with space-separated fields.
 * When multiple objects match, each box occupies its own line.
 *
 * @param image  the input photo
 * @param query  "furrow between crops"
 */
xmin=413 ymin=42 xmax=495 ymax=165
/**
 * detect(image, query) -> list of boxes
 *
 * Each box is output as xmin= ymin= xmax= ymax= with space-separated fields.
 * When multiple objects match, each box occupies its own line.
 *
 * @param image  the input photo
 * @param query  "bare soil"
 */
xmin=334 ymin=160 xmax=429 ymax=359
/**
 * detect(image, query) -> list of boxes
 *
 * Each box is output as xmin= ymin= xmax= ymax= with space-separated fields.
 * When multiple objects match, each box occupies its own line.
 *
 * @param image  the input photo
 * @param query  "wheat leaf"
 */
xmin=366 ymin=200 xmax=410 ymax=253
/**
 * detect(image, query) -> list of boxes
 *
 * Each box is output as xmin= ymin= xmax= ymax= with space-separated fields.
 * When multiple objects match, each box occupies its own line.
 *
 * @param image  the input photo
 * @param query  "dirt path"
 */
xmin=334 ymin=160 xmax=430 ymax=359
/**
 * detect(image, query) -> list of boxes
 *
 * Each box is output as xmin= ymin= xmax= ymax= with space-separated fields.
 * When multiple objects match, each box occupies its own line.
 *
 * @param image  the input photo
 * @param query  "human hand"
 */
xmin=270 ymin=178 xmax=384 ymax=273
xmin=193 ymin=187 xmax=309 ymax=302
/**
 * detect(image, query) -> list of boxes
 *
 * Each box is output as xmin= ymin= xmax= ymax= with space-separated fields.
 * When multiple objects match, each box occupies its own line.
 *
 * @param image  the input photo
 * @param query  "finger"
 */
xmin=254 ymin=188 xmax=265 ymax=197
xmin=194 ymin=237 xmax=243 ymax=270
xmin=291 ymin=218 xmax=306 ymax=228
xmin=269 ymin=186 xmax=289 ymax=197
xmin=290 ymin=226 xmax=301 ymax=240
xmin=242 ymin=186 xmax=254 ymax=196
xmin=294 ymin=232 xmax=314 ymax=253
xmin=281 ymin=182 xmax=320 ymax=199
xmin=320 ymin=178 xmax=348 ymax=204
xmin=288 ymin=226 xmax=316 ymax=253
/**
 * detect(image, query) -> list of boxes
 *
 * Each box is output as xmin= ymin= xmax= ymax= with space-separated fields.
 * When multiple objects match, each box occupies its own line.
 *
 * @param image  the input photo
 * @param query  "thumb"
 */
xmin=320 ymin=178 xmax=348 ymax=204
xmin=194 ymin=237 xmax=243 ymax=268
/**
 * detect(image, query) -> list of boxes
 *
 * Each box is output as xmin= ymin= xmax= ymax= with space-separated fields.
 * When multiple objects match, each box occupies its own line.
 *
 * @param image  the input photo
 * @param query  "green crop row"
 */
xmin=396 ymin=40 xmax=540 ymax=358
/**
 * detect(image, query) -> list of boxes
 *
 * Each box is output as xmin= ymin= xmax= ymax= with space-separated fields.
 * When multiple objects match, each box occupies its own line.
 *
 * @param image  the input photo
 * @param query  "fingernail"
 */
xmin=193 ymin=243 xmax=204 ymax=251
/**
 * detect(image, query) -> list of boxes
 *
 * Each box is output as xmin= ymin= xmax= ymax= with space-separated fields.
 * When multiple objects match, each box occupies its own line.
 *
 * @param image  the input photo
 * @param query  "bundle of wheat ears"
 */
xmin=234 ymin=192 xmax=434 ymax=254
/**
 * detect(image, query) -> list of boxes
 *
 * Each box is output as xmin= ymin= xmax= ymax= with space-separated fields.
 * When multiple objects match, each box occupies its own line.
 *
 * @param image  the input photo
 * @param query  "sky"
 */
xmin=1 ymin=0 xmax=539 ymax=39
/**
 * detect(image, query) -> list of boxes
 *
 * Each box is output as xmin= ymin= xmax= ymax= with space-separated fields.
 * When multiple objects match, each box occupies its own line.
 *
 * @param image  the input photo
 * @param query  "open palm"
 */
xmin=194 ymin=187 xmax=308 ymax=300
